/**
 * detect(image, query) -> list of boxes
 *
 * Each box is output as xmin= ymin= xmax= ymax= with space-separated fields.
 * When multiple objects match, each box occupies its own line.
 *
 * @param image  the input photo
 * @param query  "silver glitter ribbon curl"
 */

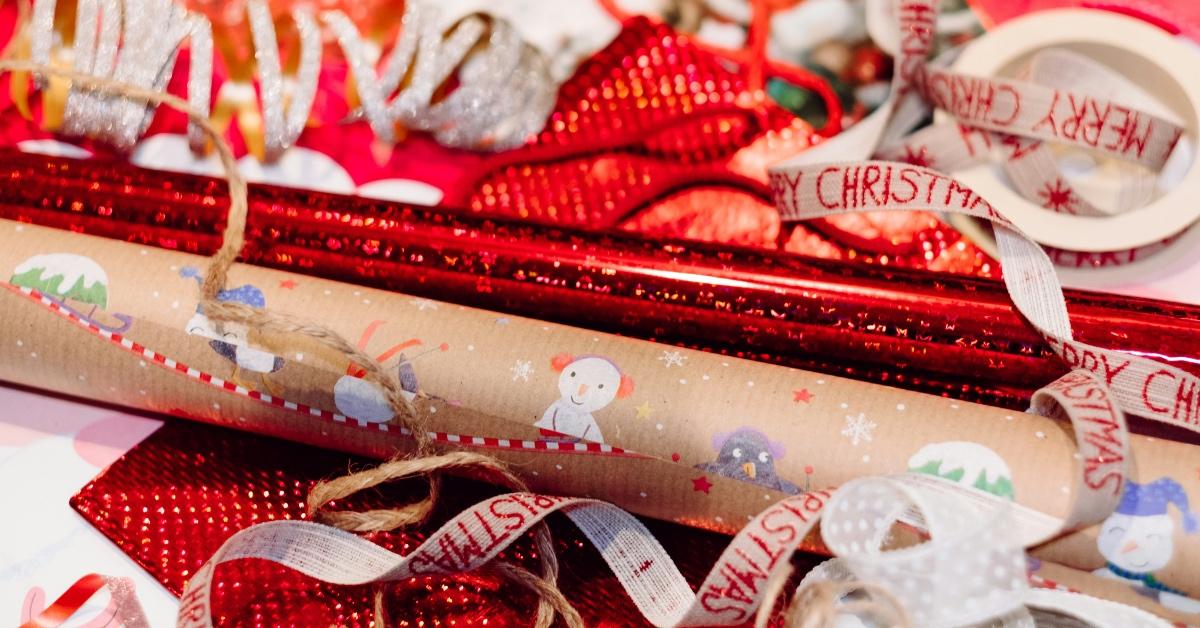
xmin=26 ymin=0 xmax=554 ymax=158
xmin=324 ymin=0 xmax=556 ymax=151
xmin=247 ymin=0 xmax=321 ymax=162
xmin=29 ymin=0 xmax=212 ymax=153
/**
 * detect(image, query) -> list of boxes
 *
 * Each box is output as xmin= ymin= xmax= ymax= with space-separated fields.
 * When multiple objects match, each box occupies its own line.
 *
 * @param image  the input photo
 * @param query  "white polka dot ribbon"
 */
xmin=169 ymin=368 xmax=1146 ymax=627
xmin=809 ymin=472 xmax=1168 ymax=628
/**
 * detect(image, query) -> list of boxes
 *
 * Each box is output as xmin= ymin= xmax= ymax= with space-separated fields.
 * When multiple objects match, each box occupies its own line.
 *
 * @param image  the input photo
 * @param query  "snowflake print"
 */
xmin=841 ymin=413 xmax=877 ymax=446
xmin=411 ymin=298 xmax=439 ymax=311
xmin=658 ymin=350 xmax=687 ymax=368
xmin=1037 ymin=179 xmax=1077 ymax=214
xmin=510 ymin=359 xmax=534 ymax=382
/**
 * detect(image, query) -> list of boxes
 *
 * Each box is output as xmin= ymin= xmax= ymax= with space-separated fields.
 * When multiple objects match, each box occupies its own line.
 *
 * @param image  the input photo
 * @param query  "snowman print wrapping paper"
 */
xmin=535 ymin=354 xmax=633 ymax=444
xmin=1094 ymin=476 xmax=1200 ymax=613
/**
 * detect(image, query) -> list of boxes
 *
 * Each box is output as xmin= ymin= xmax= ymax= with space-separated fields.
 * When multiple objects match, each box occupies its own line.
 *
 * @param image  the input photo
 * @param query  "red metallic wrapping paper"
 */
xmin=3 ymin=150 xmax=1200 ymax=423
xmin=70 ymin=415 xmax=1169 ymax=626
xmin=70 ymin=419 xmax=808 ymax=627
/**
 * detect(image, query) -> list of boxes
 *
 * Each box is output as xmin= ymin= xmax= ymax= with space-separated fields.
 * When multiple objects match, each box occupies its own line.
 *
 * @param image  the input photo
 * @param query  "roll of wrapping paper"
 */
xmin=4 ymin=218 xmax=1200 ymax=609
xmin=2 ymin=150 xmax=1200 ymax=427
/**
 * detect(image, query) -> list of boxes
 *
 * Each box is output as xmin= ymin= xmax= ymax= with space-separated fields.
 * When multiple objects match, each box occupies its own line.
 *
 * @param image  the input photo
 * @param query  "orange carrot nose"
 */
xmin=1121 ymin=540 xmax=1140 ymax=554
xmin=743 ymin=462 xmax=757 ymax=479
xmin=577 ymin=383 xmax=588 ymax=395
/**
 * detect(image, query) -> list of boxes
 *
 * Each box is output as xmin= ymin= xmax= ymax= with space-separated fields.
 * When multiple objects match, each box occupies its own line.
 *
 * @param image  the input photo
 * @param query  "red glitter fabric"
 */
xmin=446 ymin=18 xmax=990 ymax=276
xmin=71 ymin=419 xmax=821 ymax=626
xmin=5 ymin=149 xmax=1200 ymax=417
xmin=0 ymin=12 xmax=989 ymax=277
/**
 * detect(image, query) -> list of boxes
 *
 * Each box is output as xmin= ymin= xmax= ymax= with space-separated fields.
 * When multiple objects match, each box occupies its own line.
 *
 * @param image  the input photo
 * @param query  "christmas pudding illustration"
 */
xmin=695 ymin=427 xmax=800 ymax=494
xmin=10 ymin=252 xmax=132 ymax=333
xmin=332 ymin=355 xmax=421 ymax=424
xmin=907 ymin=441 xmax=1015 ymax=500
xmin=180 ymin=267 xmax=284 ymax=393
xmin=1094 ymin=477 xmax=1200 ymax=613
xmin=534 ymin=353 xmax=633 ymax=444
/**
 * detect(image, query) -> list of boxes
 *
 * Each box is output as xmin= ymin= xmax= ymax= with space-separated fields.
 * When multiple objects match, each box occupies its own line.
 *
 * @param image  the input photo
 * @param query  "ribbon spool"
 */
xmin=932 ymin=9 xmax=1200 ymax=272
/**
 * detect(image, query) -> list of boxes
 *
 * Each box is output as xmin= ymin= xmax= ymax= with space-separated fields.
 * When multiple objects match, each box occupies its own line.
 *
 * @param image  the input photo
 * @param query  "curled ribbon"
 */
xmin=805 ymin=473 xmax=1170 ymax=628
xmin=770 ymin=0 xmax=1200 ymax=437
xmin=6 ymin=2 xmax=1192 ymax=625
xmin=169 ymin=368 xmax=1149 ymax=627
xmin=19 ymin=574 xmax=148 ymax=628
xmin=165 ymin=2 xmax=1182 ymax=624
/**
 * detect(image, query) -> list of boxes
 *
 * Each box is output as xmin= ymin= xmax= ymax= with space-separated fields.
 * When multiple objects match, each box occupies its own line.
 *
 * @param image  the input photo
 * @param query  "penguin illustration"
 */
xmin=1093 ymin=477 xmax=1200 ymax=613
xmin=180 ymin=267 xmax=284 ymax=393
xmin=695 ymin=428 xmax=800 ymax=494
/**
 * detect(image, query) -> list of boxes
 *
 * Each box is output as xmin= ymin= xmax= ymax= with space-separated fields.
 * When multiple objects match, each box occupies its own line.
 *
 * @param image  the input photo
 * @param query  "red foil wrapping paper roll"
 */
xmin=3 ymin=151 xmax=1200 ymax=422
xmin=71 ymin=417 xmax=1177 ymax=626
xmin=72 ymin=419 xmax=812 ymax=627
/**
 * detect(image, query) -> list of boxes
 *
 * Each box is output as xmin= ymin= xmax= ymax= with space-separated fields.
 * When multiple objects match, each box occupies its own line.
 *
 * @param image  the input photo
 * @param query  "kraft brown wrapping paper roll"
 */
xmin=2 ymin=218 xmax=1199 ymax=616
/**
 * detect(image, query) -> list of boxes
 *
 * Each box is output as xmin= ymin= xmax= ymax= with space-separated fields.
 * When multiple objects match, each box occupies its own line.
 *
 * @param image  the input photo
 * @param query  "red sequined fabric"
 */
xmin=72 ymin=419 xmax=820 ymax=626
xmin=5 ymin=150 xmax=1200 ymax=418
xmin=432 ymin=18 xmax=992 ymax=275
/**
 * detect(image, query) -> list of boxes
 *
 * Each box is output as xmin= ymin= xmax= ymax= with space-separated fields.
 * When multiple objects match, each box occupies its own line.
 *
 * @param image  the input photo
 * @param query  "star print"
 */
xmin=1038 ymin=179 xmax=1077 ymax=214
xmin=658 ymin=350 xmax=687 ymax=368
xmin=793 ymin=389 xmax=813 ymax=403
xmin=635 ymin=401 xmax=654 ymax=419
xmin=899 ymin=144 xmax=933 ymax=168
xmin=278 ymin=279 xmax=298 ymax=289
xmin=692 ymin=476 xmax=713 ymax=494
xmin=411 ymin=298 xmax=439 ymax=311
xmin=841 ymin=412 xmax=877 ymax=446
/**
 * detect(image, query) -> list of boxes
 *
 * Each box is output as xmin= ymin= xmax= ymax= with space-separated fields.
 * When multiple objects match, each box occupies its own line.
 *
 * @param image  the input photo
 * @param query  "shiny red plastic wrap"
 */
xmin=3 ymin=150 xmax=1200 ymax=423
xmin=71 ymin=418 xmax=819 ymax=627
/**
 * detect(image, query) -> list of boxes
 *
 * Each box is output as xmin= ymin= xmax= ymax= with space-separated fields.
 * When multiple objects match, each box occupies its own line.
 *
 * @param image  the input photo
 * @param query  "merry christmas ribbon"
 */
xmin=166 ymin=367 xmax=1143 ymax=628
xmin=769 ymin=0 xmax=1200 ymax=436
xmin=6 ymin=4 xmax=1186 ymax=623
xmin=810 ymin=0 xmax=1199 ymax=266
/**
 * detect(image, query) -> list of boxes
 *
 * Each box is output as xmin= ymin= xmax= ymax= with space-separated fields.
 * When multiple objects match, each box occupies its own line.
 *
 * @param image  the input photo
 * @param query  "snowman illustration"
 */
xmin=534 ymin=353 xmax=634 ymax=444
xmin=1093 ymin=477 xmax=1200 ymax=613
xmin=180 ymin=267 xmax=284 ymax=393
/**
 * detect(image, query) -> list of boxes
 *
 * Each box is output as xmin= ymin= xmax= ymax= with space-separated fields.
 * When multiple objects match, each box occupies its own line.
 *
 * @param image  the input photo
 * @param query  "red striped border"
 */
xmin=1028 ymin=572 xmax=1080 ymax=594
xmin=6 ymin=284 xmax=636 ymax=458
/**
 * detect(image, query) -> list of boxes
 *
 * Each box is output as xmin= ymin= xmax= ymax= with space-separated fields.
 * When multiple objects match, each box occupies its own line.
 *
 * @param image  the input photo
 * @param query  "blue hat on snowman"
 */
xmin=180 ymin=266 xmax=266 ymax=310
xmin=1117 ymin=477 xmax=1199 ymax=534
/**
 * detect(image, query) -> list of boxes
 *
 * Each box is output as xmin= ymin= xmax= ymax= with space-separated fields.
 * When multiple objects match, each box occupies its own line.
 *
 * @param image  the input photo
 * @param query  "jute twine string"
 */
xmin=755 ymin=563 xmax=910 ymax=628
xmin=0 ymin=58 xmax=878 ymax=628
xmin=0 ymin=58 xmax=579 ymax=627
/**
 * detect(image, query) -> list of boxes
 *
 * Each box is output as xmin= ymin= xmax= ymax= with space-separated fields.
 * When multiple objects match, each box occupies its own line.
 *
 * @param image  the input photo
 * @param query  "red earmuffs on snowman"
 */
xmin=534 ymin=353 xmax=634 ymax=444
